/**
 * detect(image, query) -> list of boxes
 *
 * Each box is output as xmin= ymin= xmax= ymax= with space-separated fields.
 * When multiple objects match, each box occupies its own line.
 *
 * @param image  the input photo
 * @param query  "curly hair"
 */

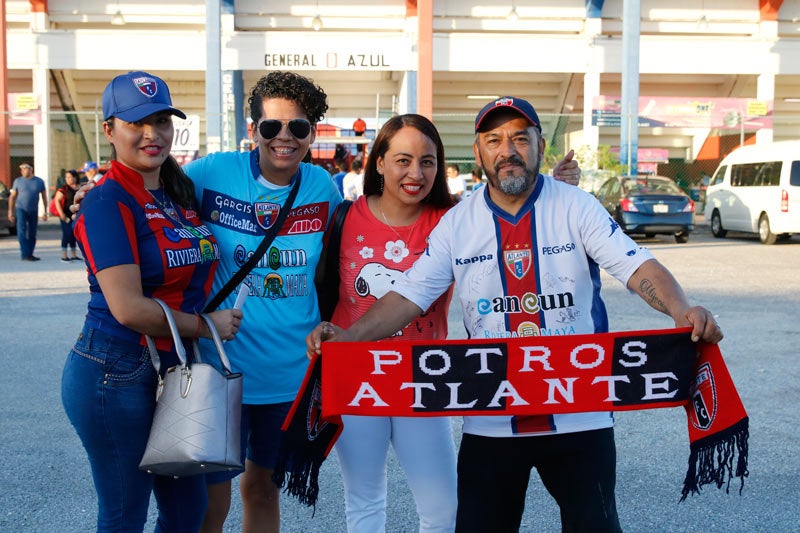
xmin=363 ymin=114 xmax=455 ymax=209
xmin=248 ymin=71 xmax=329 ymax=125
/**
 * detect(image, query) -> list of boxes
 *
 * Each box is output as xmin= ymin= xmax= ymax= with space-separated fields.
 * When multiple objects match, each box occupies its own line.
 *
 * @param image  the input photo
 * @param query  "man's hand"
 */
xmin=552 ymin=149 xmax=580 ymax=186
xmin=678 ymin=306 xmax=724 ymax=344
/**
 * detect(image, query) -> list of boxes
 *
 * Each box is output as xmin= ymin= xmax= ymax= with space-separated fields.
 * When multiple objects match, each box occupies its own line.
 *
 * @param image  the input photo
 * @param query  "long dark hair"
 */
xmin=362 ymin=114 xmax=454 ymax=208
xmin=107 ymin=117 xmax=197 ymax=209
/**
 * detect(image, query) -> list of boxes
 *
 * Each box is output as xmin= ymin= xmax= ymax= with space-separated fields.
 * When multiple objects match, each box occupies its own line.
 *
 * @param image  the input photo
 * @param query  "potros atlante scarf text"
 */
xmin=274 ymin=327 xmax=748 ymax=507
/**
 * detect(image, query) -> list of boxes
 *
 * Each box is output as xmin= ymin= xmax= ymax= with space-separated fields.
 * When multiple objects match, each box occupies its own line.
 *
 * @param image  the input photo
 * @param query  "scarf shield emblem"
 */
xmin=689 ymin=361 xmax=717 ymax=431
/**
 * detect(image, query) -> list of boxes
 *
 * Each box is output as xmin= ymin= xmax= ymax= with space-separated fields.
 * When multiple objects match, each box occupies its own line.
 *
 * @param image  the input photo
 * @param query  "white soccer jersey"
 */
xmin=393 ymin=175 xmax=655 ymax=437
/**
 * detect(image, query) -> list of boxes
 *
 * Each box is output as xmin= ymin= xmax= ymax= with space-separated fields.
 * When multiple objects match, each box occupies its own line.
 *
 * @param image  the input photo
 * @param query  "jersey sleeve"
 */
xmin=574 ymin=186 xmax=654 ymax=286
xmin=74 ymin=185 xmax=139 ymax=274
xmin=392 ymin=210 xmax=456 ymax=312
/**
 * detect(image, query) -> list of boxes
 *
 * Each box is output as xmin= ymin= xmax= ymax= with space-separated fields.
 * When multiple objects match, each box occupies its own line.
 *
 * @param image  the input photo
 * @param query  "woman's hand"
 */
xmin=207 ymin=308 xmax=244 ymax=341
xmin=306 ymin=321 xmax=344 ymax=359
xmin=69 ymin=181 xmax=96 ymax=216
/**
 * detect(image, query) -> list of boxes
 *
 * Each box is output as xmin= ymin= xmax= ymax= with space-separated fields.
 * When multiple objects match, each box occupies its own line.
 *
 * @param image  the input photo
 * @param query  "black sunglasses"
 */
xmin=258 ymin=118 xmax=312 ymax=140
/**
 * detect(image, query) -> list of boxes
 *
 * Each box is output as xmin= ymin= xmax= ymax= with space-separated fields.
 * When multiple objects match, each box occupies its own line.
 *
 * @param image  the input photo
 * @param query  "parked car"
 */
xmin=595 ymin=175 xmax=694 ymax=243
xmin=0 ymin=181 xmax=17 ymax=235
xmin=704 ymin=140 xmax=800 ymax=244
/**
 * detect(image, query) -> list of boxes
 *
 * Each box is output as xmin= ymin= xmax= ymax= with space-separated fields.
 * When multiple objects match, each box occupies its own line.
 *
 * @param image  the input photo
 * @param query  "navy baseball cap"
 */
xmin=81 ymin=161 xmax=98 ymax=172
xmin=102 ymin=71 xmax=186 ymax=122
xmin=474 ymin=96 xmax=541 ymax=133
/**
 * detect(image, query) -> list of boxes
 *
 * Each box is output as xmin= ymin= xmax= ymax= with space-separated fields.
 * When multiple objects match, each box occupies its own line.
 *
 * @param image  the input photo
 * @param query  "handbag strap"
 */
xmin=325 ymin=199 xmax=352 ymax=276
xmin=146 ymin=299 xmax=234 ymax=375
xmin=145 ymin=297 xmax=188 ymax=376
xmin=203 ymin=174 xmax=302 ymax=313
xmin=192 ymin=313 xmax=235 ymax=374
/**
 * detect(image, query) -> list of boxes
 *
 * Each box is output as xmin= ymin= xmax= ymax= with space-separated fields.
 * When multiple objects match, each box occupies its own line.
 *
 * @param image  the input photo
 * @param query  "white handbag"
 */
xmin=139 ymin=298 xmax=243 ymax=477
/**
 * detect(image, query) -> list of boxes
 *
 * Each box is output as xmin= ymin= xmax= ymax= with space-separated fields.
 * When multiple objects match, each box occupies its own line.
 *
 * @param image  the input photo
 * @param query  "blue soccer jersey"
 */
xmin=184 ymin=150 xmax=342 ymax=403
xmin=73 ymin=160 xmax=219 ymax=353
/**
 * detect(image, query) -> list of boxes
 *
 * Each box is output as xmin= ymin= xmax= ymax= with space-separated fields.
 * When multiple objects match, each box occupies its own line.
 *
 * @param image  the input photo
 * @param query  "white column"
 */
xmin=582 ymin=17 xmax=602 ymax=155
xmin=205 ymin=0 xmax=222 ymax=154
xmin=31 ymin=11 xmax=51 ymax=207
xmin=756 ymin=73 xmax=775 ymax=144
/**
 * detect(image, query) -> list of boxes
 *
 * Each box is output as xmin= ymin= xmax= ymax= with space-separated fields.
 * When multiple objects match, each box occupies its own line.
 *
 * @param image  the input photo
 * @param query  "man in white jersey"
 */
xmin=308 ymin=96 xmax=724 ymax=532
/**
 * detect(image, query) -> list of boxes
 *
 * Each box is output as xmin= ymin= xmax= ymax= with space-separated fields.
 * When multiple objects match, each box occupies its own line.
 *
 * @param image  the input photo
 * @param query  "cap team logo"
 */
xmin=133 ymin=76 xmax=158 ymax=97
xmin=504 ymin=248 xmax=531 ymax=280
xmin=689 ymin=362 xmax=717 ymax=431
xmin=255 ymin=201 xmax=280 ymax=229
xmin=496 ymin=97 xmax=514 ymax=107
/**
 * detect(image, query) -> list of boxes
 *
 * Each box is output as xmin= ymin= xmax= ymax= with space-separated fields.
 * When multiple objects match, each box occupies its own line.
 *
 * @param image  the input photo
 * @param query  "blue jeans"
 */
xmin=60 ymin=218 xmax=77 ymax=250
xmin=15 ymin=207 xmax=38 ymax=258
xmin=61 ymin=325 xmax=208 ymax=532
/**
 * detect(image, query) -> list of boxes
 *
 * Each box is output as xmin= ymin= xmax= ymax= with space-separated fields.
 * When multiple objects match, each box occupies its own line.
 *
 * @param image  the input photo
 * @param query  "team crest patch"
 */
xmin=306 ymin=379 xmax=328 ymax=441
xmin=255 ymin=202 xmax=280 ymax=229
xmin=504 ymin=248 xmax=532 ymax=280
xmin=689 ymin=361 xmax=717 ymax=431
xmin=133 ymin=76 xmax=158 ymax=97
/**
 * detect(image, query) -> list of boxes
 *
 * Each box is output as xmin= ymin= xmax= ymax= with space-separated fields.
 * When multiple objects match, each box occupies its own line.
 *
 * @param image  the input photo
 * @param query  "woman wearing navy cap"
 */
xmin=61 ymin=71 xmax=243 ymax=532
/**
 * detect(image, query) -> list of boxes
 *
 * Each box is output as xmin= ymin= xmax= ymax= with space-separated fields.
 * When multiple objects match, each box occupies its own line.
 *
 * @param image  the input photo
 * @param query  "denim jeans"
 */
xmin=15 ymin=207 xmax=38 ymax=258
xmin=60 ymin=218 xmax=77 ymax=250
xmin=61 ymin=325 xmax=208 ymax=532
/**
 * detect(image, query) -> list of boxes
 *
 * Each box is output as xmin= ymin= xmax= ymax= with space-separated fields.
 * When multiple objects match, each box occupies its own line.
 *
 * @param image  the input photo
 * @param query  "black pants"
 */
xmin=455 ymin=427 xmax=622 ymax=533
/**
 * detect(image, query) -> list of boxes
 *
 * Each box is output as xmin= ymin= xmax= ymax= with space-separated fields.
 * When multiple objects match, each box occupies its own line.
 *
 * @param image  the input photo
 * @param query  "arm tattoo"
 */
xmin=639 ymin=278 xmax=668 ymax=313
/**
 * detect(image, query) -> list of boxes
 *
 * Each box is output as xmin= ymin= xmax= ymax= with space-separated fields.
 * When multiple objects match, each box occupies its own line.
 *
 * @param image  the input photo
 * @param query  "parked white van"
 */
xmin=704 ymin=140 xmax=800 ymax=244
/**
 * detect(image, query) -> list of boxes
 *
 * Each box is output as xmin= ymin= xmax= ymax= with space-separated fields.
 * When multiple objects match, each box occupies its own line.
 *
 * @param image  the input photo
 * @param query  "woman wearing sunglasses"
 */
xmin=183 ymin=71 xmax=342 ymax=532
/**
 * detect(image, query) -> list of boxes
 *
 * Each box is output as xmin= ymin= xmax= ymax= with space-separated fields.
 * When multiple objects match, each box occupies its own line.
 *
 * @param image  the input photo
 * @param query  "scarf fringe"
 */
xmin=272 ymin=446 xmax=323 ymax=511
xmin=680 ymin=417 xmax=749 ymax=502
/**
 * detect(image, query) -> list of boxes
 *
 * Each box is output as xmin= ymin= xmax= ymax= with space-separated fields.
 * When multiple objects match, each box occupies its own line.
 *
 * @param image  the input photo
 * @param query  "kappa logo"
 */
xmin=689 ymin=362 xmax=717 ymax=431
xmin=133 ymin=77 xmax=158 ymax=97
xmin=306 ymin=379 xmax=328 ymax=441
xmin=504 ymin=249 xmax=531 ymax=280
xmin=608 ymin=217 xmax=620 ymax=237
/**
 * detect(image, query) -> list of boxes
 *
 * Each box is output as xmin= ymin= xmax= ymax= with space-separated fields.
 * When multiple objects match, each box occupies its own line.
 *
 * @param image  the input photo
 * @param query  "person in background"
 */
xmin=342 ymin=158 xmax=365 ymax=201
xmin=331 ymin=155 xmax=348 ymax=197
xmin=8 ymin=162 xmax=48 ymax=261
xmin=61 ymin=70 xmax=242 ymax=532
xmin=82 ymin=161 xmax=103 ymax=182
xmin=183 ymin=71 xmax=341 ymax=533
xmin=307 ymin=95 xmax=723 ymax=533
xmin=470 ymin=167 xmax=484 ymax=192
xmin=445 ymin=162 xmax=466 ymax=200
xmin=54 ymin=169 xmax=81 ymax=262
xmin=353 ymin=117 xmax=367 ymax=136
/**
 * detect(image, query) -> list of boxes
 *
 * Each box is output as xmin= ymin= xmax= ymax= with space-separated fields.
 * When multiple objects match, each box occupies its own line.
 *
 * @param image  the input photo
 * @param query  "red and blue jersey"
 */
xmin=73 ymin=161 xmax=219 ymax=350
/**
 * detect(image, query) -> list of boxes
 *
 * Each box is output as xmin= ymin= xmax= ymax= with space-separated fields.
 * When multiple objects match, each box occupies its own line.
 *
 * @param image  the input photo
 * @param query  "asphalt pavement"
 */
xmin=1 ymin=218 xmax=798 ymax=532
